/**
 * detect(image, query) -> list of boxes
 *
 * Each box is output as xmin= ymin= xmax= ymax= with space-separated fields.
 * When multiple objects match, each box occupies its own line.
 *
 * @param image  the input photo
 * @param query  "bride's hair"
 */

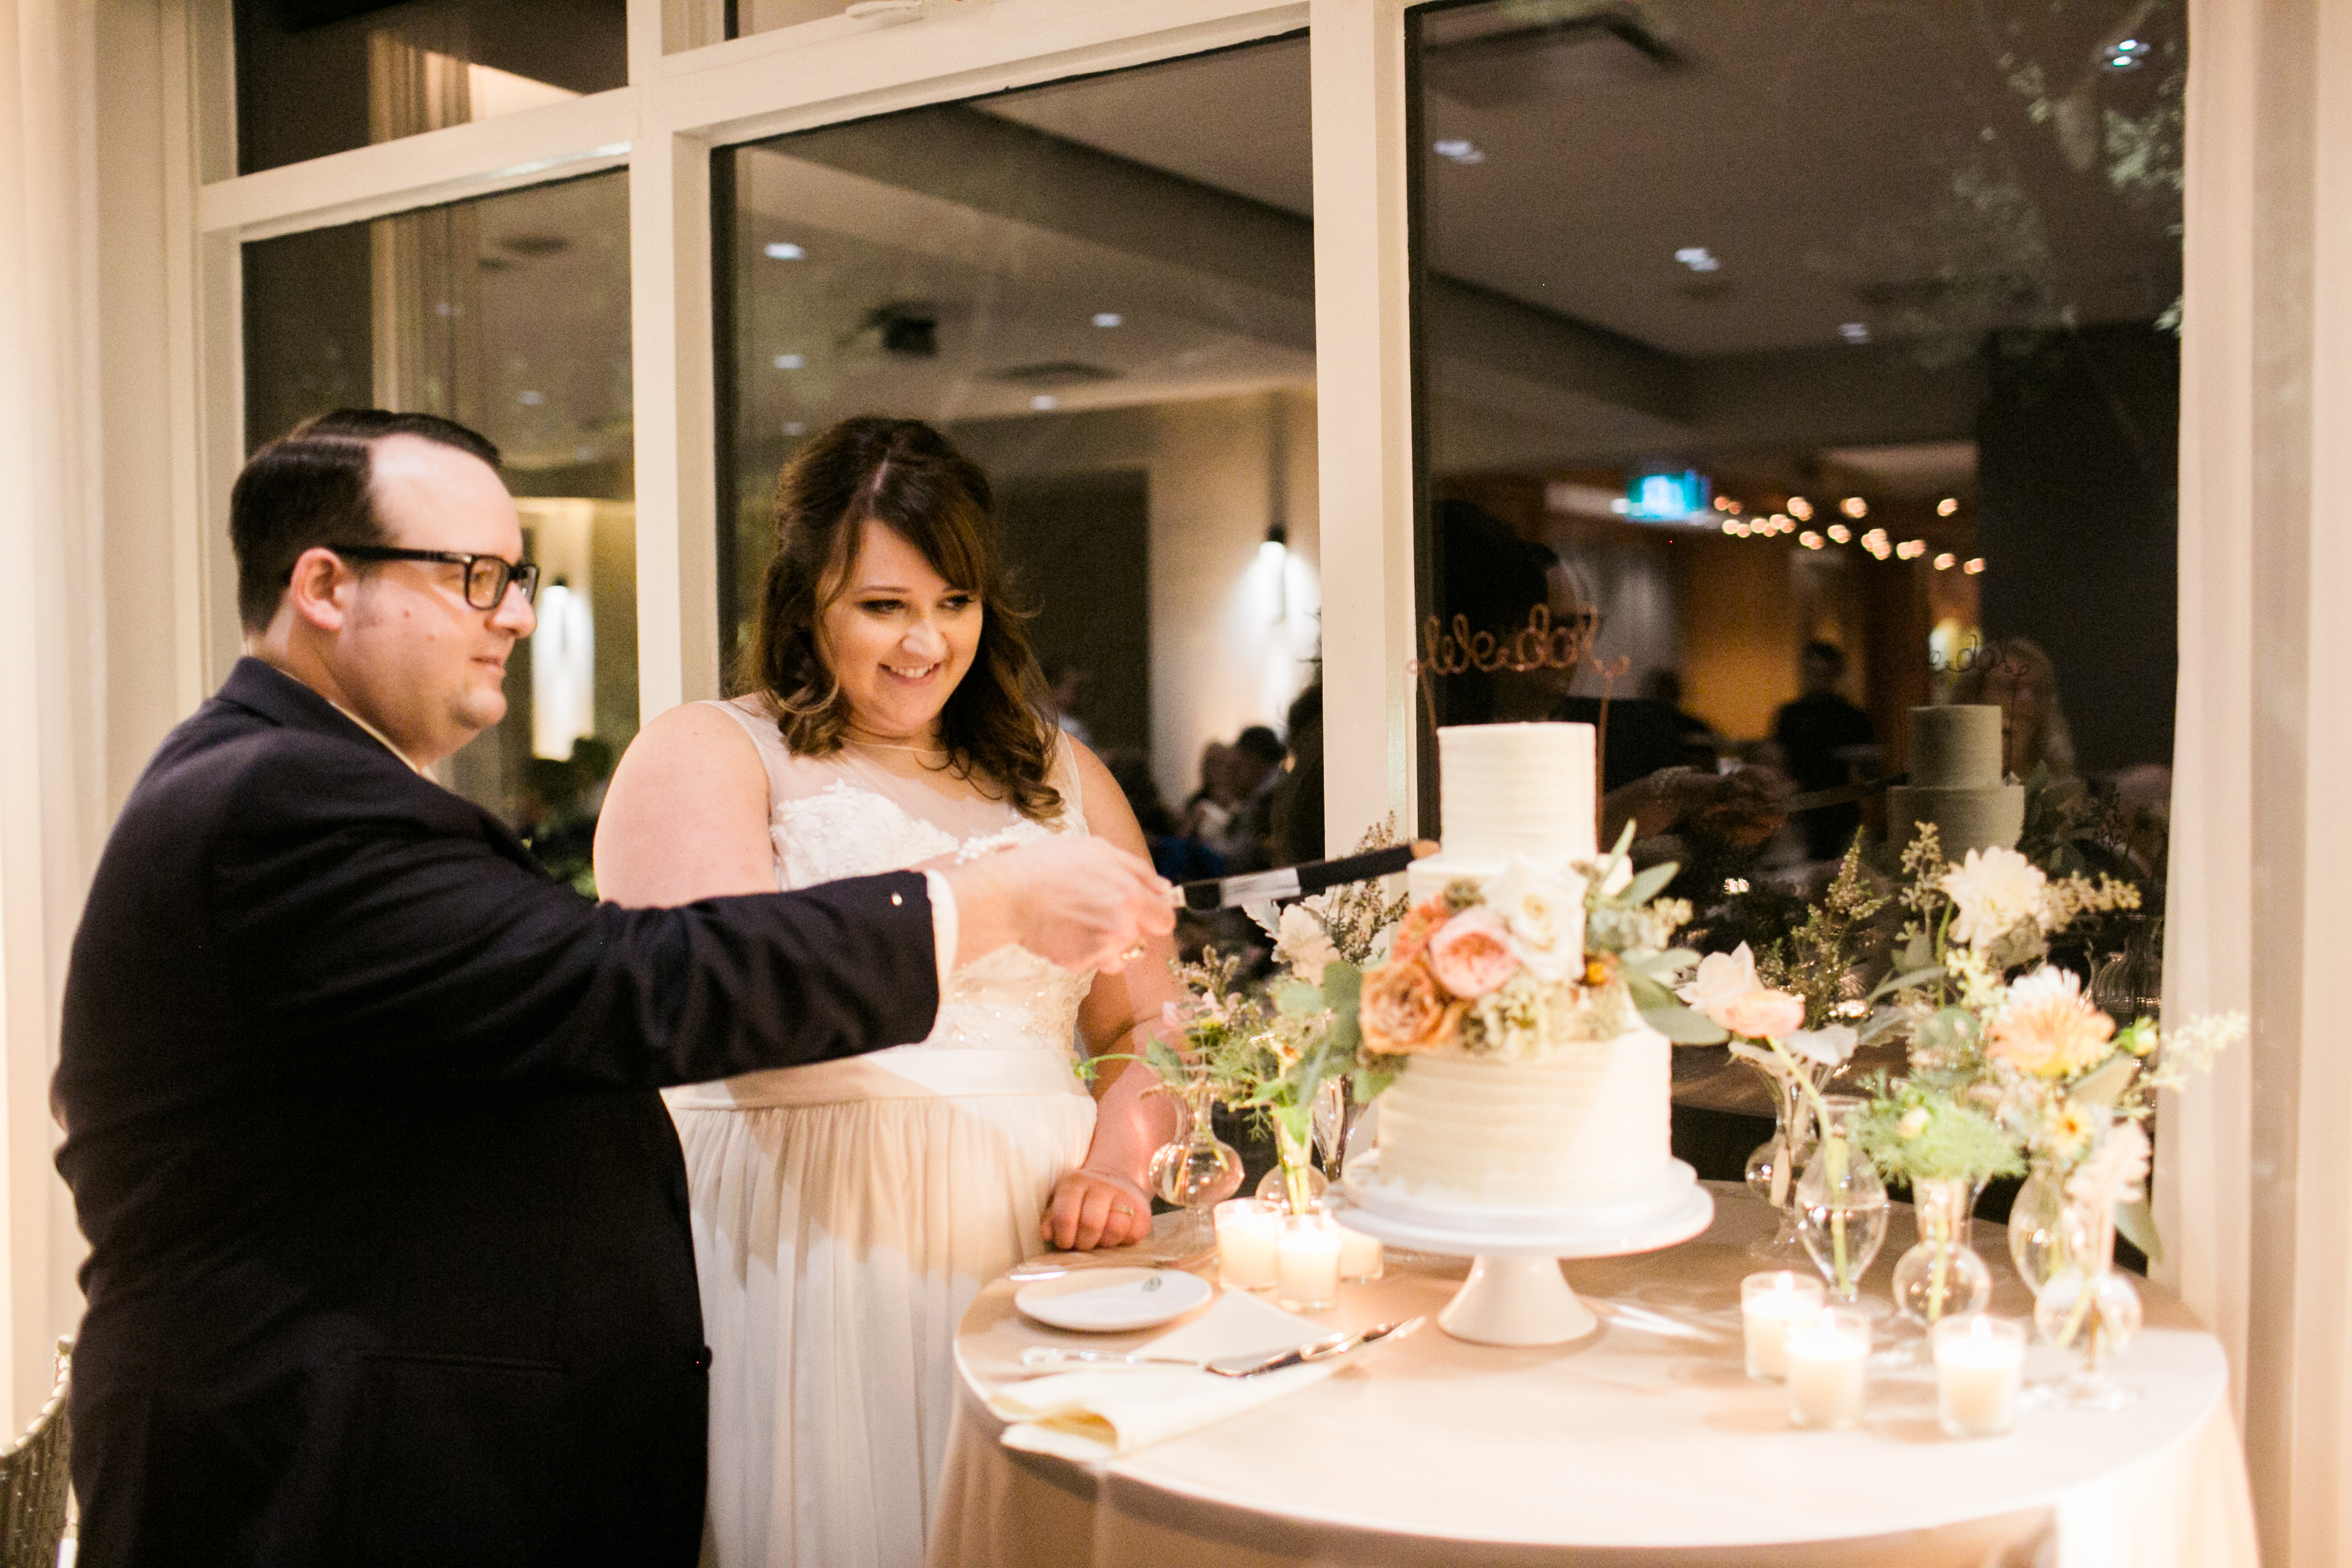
xmin=740 ymin=416 xmax=1063 ymax=821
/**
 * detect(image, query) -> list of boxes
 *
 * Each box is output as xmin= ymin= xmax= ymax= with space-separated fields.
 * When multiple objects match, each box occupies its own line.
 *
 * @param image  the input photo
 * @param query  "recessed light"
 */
xmin=1674 ymin=246 xmax=1721 ymax=273
xmin=1030 ymin=394 xmax=1059 ymax=411
xmin=1433 ymin=138 xmax=1486 ymax=164
xmin=1091 ymin=312 xmax=1124 ymax=328
xmin=772 ymin=353 xmax=804 ymax=370
xmin=1937 ymin=497 xmax=1959 ymax=516
xmin=1839 ymin=322 xmax=1871 ymax=344
xmin=783 ymin=422 xmax=805 ymax=436
xmin=517 ymin=390 xmax=544 ymax=406
xmin=764 ymin=242 xmax=805 ymax=260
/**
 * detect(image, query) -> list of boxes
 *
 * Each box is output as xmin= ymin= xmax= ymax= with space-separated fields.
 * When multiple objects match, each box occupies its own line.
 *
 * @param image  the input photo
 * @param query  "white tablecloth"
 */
xmin=931 ymin=1186 xmax=2256 ymax=1567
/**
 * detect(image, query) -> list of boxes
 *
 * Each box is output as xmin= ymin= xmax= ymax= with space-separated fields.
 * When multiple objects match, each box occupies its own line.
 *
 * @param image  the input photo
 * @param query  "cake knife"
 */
xmin=1166 ymin=843 xmax=1428 ymax=912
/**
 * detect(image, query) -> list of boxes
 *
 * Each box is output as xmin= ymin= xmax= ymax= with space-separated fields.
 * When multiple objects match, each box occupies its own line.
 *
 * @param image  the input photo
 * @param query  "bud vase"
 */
xmin=1891 ymin=1177 xmax=1991 ymax=1330
xmin=2031 ymin=1203 xmax=2144 ymax=1412
xmin=1743 ymin=1066 xmax=1817 ymax=1264
xmin=1156 ymin=1068 xmax=1242 ymax=1247
xmin=2007 ymin=1161 xmax=2066 ymax=1295
xmin=1256 ymin=1114 xmax=1329 ymax=1214
xmin=1795 ymin=1096 xmax=1889 ymax=1308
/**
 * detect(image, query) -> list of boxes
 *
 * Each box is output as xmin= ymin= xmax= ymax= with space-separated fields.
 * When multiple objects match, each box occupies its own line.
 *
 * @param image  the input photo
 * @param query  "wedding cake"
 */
xmin=1355 ymin=723 xmax=1693 ymax=1222
xmin=1888 ymin=704 xmax=2023 ymax=859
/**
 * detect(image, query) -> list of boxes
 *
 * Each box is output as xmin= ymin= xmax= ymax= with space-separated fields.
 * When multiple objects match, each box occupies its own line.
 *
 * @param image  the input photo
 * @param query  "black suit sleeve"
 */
xmin=204 ymin=734 xmax=940 ymax=1091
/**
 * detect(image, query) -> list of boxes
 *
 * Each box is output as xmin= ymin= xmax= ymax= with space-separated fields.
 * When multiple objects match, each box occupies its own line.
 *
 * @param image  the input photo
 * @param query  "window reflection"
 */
xmin=233 ymin=0 xmax=622 ymax=175
xmin=242 ymin=171 xmax=636 ymax=887
xmin=718 ymin=36 xmax=1320 ymax=905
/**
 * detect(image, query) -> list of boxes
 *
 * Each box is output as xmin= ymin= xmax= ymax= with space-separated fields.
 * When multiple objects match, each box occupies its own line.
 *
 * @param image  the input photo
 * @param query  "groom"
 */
xmin=53 ymin=410 xmax=1171 ymax=1567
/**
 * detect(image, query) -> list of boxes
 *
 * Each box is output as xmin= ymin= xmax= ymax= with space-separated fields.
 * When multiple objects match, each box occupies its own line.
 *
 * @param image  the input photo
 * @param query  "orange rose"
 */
xmin=1358 ymin=958 xmax=1467 ymax=1054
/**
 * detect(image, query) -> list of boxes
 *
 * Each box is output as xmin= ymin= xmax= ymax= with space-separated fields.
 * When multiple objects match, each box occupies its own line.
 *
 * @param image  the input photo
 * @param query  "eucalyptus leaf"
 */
xmin=1915 ymin=1007 xmax=1981 ymax=1055
xmin=2113 ymin=1197 xmax=2164 ymax=1265
xmin=1143 ymin=1035 xmax=1189 ymax=1085
xmin=1272 ymin=979 xmax=1323 ymax=1016
xmin=1857 ymin=1006 xmax=1912 ymax=1047
xmin=1320 ymin=961 xmax=1362 ymax=1011
xmin=1623 ymin=970 xmax=1674 ymax=1010
xmin=1869 ymin=965 xmax=1946 ymax=1003
xmin=1621 ymin=862 xmax=1679 ymax=906
xmin=2070 ymin=1055 xmax=2139 ymax=1111
xmin=1901 ymin=931 xmax=1933 ymax=973
xmin=1642 ymin=1001 xmax=1730 ymax=1045
xmin=1351 ymin=1060 xmax=1398 ymax=1102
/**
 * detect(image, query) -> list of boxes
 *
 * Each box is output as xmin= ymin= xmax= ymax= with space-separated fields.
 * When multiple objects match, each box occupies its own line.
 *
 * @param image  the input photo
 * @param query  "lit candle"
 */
xmin=1784 ymin=1308 xmax=1871 ymax=1429
xmin=1741 ymin=1271 xmax=1827 ymax=1381
xmin=1933 ymin=1314 xmax=2025 ymax=1438
xmin=1336 ymin=1219 xmax=1384 ymax=1282
xmin=1214 ymin=1199 xmax=1281 ymax=1291
xmin=1275 ymin=1213 xmax=1342 ymax=1311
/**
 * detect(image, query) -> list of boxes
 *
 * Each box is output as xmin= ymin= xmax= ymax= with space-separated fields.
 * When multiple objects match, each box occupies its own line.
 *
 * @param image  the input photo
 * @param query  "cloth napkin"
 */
xmin=991 ymin=1288 xmax=1343 ymax=1461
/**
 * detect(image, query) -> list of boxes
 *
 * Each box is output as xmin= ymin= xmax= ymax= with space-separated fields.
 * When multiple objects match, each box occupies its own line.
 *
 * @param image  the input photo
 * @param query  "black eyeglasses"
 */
xmin=325 ymin=545 xmax=541 ymax=610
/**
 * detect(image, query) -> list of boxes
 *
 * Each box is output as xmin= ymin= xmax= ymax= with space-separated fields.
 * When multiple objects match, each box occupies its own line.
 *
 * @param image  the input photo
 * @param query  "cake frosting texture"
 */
xmin=1408 ymin=722 xmax=1596 ymax=903
xmin=1890 ymin=703 xmax=2023 ymax=858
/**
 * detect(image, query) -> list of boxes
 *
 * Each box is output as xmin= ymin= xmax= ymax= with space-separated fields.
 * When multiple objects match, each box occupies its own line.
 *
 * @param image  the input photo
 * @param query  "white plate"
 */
xmin=1013 ymin=1267 xmax=1215 ymax=1333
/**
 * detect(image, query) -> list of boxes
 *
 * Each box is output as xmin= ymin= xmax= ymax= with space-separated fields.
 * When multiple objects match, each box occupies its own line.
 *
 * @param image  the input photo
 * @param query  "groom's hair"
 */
xmin=230 ymin=409 xmax=501 ymax=632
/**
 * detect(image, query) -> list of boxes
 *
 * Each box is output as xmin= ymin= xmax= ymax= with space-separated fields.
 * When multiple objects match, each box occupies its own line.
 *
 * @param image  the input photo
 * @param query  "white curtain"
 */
xmin=0 ymin=0 xmax=108 ymax=1429
xmin=2161 ymin=2 xmax=2352 ymax=1563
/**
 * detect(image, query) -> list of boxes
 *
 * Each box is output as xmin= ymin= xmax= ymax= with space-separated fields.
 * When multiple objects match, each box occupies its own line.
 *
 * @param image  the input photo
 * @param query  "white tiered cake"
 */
xmin=1356 ymin=722 xmax=1694 ymax=1225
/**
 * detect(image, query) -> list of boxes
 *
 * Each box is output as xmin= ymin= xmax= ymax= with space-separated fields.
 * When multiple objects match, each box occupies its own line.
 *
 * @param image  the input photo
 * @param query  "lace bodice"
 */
xmin=707 ymin=697 xmax=1096 ymax=1055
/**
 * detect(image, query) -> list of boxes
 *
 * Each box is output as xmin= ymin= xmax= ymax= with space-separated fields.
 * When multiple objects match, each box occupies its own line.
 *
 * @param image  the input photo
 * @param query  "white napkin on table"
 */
xmin=992 ymin=1288 xmax=1343 ymax=1461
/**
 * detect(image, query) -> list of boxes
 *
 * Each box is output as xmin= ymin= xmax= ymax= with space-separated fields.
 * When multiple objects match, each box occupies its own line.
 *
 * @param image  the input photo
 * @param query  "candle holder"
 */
xmin=1213 ymin=1197 xmax=1281 ymax=1292
xmin=1274 ymin=1211 xmax=1342 ymax=1311
xmin=1933 ymin=1314 xmax=2025 ymax=1437
xmin=1784 ymin=1307 xmax=1872 ymax=1430
xmin=1741 ymin=1270 xmax=1826 ymax=1381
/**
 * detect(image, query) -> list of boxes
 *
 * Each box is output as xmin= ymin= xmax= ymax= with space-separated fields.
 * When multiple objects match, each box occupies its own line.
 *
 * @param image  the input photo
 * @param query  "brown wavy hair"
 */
xmin=738 ymin=416 xmax=1062 ymax=820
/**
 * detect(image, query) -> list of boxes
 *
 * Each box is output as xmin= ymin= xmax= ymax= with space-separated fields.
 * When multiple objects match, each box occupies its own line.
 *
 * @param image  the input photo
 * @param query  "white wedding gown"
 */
xmin=666 ymin=697 xmax=1098 ymax=1567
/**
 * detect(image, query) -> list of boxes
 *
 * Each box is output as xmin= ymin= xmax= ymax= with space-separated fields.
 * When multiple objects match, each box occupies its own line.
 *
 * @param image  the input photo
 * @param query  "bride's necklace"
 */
xmin=844 ymin=731 xmax=950 ymax=761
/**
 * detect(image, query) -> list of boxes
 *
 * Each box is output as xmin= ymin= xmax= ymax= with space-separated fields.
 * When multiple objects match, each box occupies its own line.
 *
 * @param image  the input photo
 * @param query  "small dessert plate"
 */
xmin=1013 ymin=1267 xmax=1214 ymax=1333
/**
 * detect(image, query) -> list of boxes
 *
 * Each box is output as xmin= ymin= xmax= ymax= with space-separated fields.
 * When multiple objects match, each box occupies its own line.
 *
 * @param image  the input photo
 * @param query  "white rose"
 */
xmin=1782 ymin=1023 xmax=1858 ymax=1068
xmin=1482 ymin=856 xmax=1586 ymax=982
xmin=1273 ymin=903 xmax=1343 ymax=981
xmin=1676 ymin=943 xmax=1760 ymax=1013
xmin=1939 ymin=846 xmax=2050 ymax=950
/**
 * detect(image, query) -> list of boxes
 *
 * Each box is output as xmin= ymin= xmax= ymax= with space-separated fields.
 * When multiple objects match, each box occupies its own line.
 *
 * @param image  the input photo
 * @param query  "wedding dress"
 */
xmin=666 ymin=696 xmax=1098 ymax=1567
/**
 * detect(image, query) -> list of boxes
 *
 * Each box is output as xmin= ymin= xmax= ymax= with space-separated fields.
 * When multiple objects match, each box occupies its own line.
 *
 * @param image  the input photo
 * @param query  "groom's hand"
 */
xmin=941 ymin=838 xmax=1173 ymax=973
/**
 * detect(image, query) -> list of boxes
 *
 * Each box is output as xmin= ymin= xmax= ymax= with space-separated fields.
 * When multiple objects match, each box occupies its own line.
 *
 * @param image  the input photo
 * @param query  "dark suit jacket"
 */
xmin=55 ymin=659 xmax=943 ymax=1567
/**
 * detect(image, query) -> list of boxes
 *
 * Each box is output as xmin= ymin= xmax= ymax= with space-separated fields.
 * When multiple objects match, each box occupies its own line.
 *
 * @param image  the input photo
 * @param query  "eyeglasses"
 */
xmin=326 ymin=545 xmax=541 ymax=610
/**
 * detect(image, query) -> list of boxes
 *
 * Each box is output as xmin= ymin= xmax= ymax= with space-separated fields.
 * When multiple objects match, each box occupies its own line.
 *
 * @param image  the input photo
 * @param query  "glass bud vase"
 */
xmin=1256 ymin=1114 xmax=1329 ymax=1215
xmin=1158 ymin=1070 xmax=1243 ymax=1248
xmin=2008 ymin=1161 xmax=2067 ymax=1295
xmin=1891 ymin=1177 xmax=1992 ymax=1331
xmin=1743 ymin=1064 xmax=1817 ymax=1264
xmin=1795 ymin=1096 xmax=1891 ymax=1308
xmin=2031 ymin=1204 xmax=2144 ymax=1412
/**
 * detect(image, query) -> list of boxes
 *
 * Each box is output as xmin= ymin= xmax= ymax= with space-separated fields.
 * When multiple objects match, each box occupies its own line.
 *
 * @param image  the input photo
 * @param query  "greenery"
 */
xmin=1848 ymin=1073 xmax=2025 ymax=1187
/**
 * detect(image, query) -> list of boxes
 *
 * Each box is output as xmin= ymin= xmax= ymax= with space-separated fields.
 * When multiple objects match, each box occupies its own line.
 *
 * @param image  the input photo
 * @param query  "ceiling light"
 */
xmin=1936 ymin=497 xmax=1959 ymax=517
xmin=1933 ymin=552 xmax=1957 ymax=570
xmin=1841 ymin=497 xmax=1869 ymax=519
xmin=1826 ymin=523 xmax=1852 ymax=544
xmin=1964 ymin=557 xmax=1986 ymax=574
xmin=1030 ymin=394 xmax=1058 ymax=410
xmin=783 ymin=422 xmax=805 ymax=437
xmin=1674 ymin=246 xmax=1721 ymax=273
xmin=1433 ymin=138 xmax=1486 ymax=164
xmin=1787 ymin=497 xmax=1813 ymax=520
xmin=1091 ymin=312 xmax=1124 ymax=328
xmin=1800 ymin=531 xmax=1825 ymax=550
xmin=764 ymin=242 xmax=805 ymax=260
xmin=772 ymin=353 xmax=804 ymax=370
xmin=517 ymin=390 xmax=544 ymax=406
xmin=1839 ymin=322 xmax=1871 ymax=344
xmin=2102 ymin=36 xmax=2151 ymax=69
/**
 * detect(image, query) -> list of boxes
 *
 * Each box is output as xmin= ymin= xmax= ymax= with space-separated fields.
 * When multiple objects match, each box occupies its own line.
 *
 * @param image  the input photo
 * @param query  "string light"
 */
xmin=1840 ymin=497 xmax=1869 ymax=520
xmin=1787 ymin=497 xmax=1813 ymax=521
xmin=1933 ymin=552 xmax=1956 ymax=570
xmin=1896 ymin=539 xmax=1927 ymax=560
xmin=1827 ymin=523 xmax=1852 ymax=544
xmin=1963 ymin=558 xmax=1986 ymax=575
xmin=1936 ymin=497 xmax=1959 ymax=517
xmin=1800 ymin=531 xmax=1825 ymax=550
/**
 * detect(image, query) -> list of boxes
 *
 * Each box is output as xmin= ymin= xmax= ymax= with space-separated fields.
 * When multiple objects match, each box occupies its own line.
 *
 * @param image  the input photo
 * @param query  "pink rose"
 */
xmin=1715 ymin=988 xmax=1807 ymax=1040
xmin=1424 ymin=909 xmax=1521 ymax=998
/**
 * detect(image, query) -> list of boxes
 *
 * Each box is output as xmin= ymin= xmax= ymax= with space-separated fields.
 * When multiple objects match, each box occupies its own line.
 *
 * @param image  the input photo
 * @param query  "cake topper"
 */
xmin=1408 ymin=603 xmax=1632 ymax=760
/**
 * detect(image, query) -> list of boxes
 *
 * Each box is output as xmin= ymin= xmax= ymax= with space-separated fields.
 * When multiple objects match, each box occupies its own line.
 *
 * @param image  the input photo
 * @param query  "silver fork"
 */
xmin=1017 ymin=1317 xmax=1423 ymax=1379
xmin=1007 ymin=1247 xmax=1216 ymax=1283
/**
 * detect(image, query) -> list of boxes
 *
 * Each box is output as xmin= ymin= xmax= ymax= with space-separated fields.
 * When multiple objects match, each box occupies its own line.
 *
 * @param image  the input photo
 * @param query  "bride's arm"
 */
xmin=1044 ymin=741 xmax=1187 ymax=1252
xmin=593 ymin=705 xmax=780 ymax=904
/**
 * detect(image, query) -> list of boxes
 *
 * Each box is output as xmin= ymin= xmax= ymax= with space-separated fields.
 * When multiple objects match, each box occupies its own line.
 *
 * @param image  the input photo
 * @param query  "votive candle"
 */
xmin=1275 ymin=1212 xmax=1342 ymax=1310
xmin=1741 ymin=1271 xmax=1827 ymax=1381
xmin=1214 ymin=1199 xmax=1281 ymax=1291
xmin=1933 ymin=1314 xmax=2026 ymax=1438
xmin=1336 ymin=1219 xmax=1384 ymax=1283
xmin=1784 ymin=1308 xmax=1871 ymax=1429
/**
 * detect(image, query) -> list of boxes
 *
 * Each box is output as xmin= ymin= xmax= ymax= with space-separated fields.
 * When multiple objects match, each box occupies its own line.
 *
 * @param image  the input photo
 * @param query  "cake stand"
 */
xmin=1338 ymin=1158 xmax=1714 ymax=1346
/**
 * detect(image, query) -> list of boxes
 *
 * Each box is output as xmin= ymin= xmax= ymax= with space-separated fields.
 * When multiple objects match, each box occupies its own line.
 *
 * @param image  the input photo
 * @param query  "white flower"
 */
xmin=1483 ymin=855 xmax=1586 ymax=982
xmin=1273 ymin=903 xmax=1342 ymax=981
xmin=1677 ymin=943 xmax=1760 ymax=1013
xmin=2065 ymin=1118 xmax=2152 ymax=1211
xmin=1782 ymin=1024 xmax=1858 ymax=1068
xmin=1940 ymin=846 xmax=2050 ymax=949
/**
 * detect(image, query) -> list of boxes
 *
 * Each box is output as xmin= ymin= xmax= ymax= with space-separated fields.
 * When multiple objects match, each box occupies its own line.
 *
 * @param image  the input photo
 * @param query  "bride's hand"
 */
xmin=1041 ymin=1166 xmax=1156 ymax=1251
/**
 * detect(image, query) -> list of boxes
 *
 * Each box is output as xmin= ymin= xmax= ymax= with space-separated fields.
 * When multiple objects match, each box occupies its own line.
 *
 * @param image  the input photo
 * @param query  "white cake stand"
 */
xmin=1338 ymin=1157 xmax=1714 ymax=1346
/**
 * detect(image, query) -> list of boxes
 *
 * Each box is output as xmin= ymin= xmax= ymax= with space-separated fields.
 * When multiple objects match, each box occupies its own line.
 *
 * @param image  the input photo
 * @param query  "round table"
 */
xmin=929 ymin=1185 xmax=2255 ymax=1568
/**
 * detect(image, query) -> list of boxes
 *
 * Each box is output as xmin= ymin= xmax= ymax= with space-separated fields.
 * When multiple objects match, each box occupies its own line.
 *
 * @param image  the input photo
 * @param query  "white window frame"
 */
xmin=166 ymin=0 xmax=1422 ymax=851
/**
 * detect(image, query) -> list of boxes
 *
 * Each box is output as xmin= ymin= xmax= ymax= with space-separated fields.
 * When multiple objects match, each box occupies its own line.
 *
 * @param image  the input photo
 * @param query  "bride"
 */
xmin=593 ymin=416 xmax=1182 ymax=1567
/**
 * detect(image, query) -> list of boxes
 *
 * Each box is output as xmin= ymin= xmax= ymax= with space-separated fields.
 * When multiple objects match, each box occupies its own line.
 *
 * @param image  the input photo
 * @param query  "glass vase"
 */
xmin=2031 ymin=1203 xmax=2144 ymax=1412
xmin=1891 ymin=1177 xmax=1992 ymax=1331
xmin=1795 ymin=1096 xmax=1890 ymax=1308
xmin=1310 ymin=1076 xmax=1361 ymax=1177
xmin=1743 ymin=1063 xmax=1817 ymax=1264
xmin=2008 ymin=1161 xmax=2067 ymax=1295
xmin=1256 ymin=1114 xmax=1329 ymax=1214
xmin=1156 ymin=1070 xmax=1243 ymax=1248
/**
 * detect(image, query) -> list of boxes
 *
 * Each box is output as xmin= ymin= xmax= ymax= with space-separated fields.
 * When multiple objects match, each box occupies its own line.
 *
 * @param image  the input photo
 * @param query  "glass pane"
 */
xmin=716 ymin=36 xmax=1321 ymax=892
xmin=1409 ymin=0 xmax=2182 ymax=1175
xmin=233 ymin=0 xmax=625 ymax=175
xmin=242 ymin=170 xmax=636 ymax=887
